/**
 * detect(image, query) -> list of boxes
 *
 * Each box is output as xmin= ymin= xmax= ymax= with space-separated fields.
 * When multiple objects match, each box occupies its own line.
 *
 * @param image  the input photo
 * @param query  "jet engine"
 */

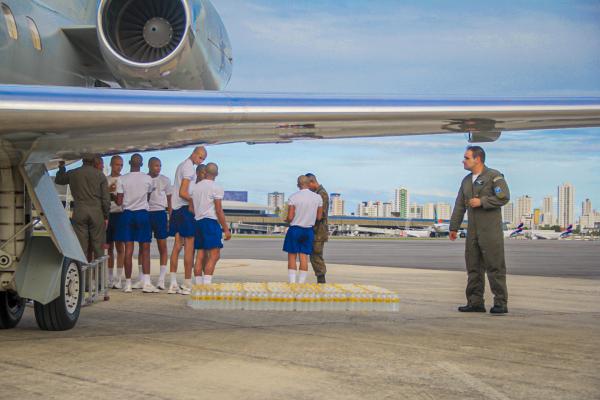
xmin=97 ymin=0 xmax=232 ymax=90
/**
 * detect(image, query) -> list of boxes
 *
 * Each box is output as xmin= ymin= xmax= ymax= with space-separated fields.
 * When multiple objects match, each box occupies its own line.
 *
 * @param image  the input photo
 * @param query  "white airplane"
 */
xmin=529 ymin=225 xmax=574 ymax=240
xmin=404 ymin=229 xmax=432 ymax=238
xmin=504 ymin=223 xmax=525 ymax=238
xmin=1 ymin=0 xmax=600 ymax=330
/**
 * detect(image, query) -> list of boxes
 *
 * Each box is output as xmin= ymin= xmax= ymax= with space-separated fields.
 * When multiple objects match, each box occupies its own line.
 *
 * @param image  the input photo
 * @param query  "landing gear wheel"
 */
xmin=34 ymin=259 xmax=82 ymax=331
xmin=0 ymin=291 xmax=25 ymax=329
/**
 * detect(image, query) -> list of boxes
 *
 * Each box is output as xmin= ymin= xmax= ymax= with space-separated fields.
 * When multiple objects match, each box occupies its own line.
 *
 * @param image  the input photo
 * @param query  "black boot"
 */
xmin=490 ymin=305 xmax=508 ymax=314
xmin=458 ymin=304 xmax=486 ymax=312
xmin=316 ymin=274 xmax=326 ymax=284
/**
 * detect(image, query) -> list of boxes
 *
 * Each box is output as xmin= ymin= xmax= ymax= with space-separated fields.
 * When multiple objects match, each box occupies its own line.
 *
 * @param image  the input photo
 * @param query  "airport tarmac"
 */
xmin=1 ymin=257 xmax=598 ymax=400
xmin=152 ymin=237 xmax=600 ymax=279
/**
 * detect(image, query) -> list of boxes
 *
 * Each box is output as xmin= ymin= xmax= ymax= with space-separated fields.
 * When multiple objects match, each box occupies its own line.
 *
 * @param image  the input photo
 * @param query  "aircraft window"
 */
xmin=1 ymin=3 xmax=18 ymax=40
xmin=25 ymin=17 xmax=41 ymax=51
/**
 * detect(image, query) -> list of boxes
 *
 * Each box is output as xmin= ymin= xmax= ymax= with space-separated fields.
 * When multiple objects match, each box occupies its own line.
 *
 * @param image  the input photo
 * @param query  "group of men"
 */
xmin=57 ymin=146 xmax=232 ymax=295
xmin=56 ymin=143 xmax=510 ymax=314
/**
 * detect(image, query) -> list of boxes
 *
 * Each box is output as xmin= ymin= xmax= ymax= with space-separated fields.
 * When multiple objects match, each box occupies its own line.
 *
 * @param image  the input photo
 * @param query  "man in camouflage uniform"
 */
xmin=449 ymin=146 xmax=510 ymax=314
xmin=306 ymin=173 xmax=329 ymax=283
xmin=56 ymin=154 xmax=111 ymax=262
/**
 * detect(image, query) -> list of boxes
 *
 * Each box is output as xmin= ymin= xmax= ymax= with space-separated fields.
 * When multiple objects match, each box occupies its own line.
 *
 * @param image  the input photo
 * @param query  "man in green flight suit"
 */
xmin=55 ymin=154 xmax=111 ymax=262
xmin=306 ymin=173 xmax=329 ymax=284
xmin=449 ymin=146 xmax=510 ymax=314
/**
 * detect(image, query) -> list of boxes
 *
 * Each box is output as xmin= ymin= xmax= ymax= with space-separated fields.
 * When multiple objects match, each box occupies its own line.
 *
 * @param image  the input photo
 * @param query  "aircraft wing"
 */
xmin=1 ymin=84 xmax=600 ymax=165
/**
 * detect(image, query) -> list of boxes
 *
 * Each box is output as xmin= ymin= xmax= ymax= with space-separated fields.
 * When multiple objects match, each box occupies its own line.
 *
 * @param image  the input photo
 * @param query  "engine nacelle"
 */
xmin=97 ymin=0 xmax=232 ymax=90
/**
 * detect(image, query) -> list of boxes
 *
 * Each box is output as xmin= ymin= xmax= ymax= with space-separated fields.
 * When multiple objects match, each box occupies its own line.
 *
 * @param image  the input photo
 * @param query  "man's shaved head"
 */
xmin=148 ymin=157 xmax=161 ymax=176
xmin=110 ymin=155 xmax=123 ymax=165
xmin=196 ymin=163 xmax=207 ymax=182
xmin=130 ymin=153 xmax=143 ymax=168
xmin=205 ymin=162 xmax=219 ymax=177
xmin=109 ymin=155 xmax=123 ymax=175
xmin=297 ymin=175 xmax=310 ymax=189
xmin=190 ymin=146 xmax=207 ymax=165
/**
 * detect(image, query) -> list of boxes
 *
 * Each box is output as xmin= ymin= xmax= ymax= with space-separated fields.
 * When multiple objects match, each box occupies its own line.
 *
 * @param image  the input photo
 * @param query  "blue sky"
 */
xmin=112 ymin=0 xmax=600 ymax=215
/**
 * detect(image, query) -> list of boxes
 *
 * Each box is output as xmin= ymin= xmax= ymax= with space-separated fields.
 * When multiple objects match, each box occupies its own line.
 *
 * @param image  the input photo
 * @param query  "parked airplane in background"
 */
xmin=504 ymin=223 xmax=525 ymax=238
xmin=529 ymin=225 xmax=574 ymax=240
xmin=1 ymin=0 xmax=600 ymax=331
xmin=404 ymin=229 xmax=433 ymax=238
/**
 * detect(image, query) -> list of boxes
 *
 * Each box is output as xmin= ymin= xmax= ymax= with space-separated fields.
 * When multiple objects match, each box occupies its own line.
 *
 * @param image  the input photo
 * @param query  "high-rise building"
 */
xmin=582 ymin=198 xmax=592 ymax=216
xmin=329 ymin=193 xmax=345 ymax=216
xmin=502 ymin=203 xmax=514 ymax=225
xmin=382 ymin=202 xmax=393 ymax=218
xmin=542 ymin=196 xmax=555 ymax=226
xmin=409 ymin=203 xmax=423 ymax=219
xmin=557 ymin=183 xmax=575 ymax=228
xmin=267 ymin=192 xmax=285 ymax=214
xmin=516 ymin=195 xmax=533 ymax=224
xmin=422 ymin=203 xmax=436 ymax=220
xmin=357 ymin=200 xmax=392 ymax=218
xmin=393 ymin=187 xmax=409 ymax=218
xmin=579 ymin=199 xmax=595 ymax=229
xmin=435 ymin=202 xmax=452 ymax=221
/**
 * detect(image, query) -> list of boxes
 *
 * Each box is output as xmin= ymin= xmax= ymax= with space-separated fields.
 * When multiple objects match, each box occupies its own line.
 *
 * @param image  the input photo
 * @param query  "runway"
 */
xmin=151 ymin=238 xmax=600 ymax=279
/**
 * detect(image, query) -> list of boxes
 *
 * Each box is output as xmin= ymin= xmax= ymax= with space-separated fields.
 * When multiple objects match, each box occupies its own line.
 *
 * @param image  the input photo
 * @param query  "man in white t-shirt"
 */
xmin=283 ymin=175 xmax=323 ymax=284
xmin=137 ymin=157 xmax=173 ymax=290
xmin=189 ymin=163 xmax=231 ymax=285
xmin=106 ymin=155 xmax=125 ymax=289
xmin=168 ymin=146 xmax=207 ymax=295
xmin=115 ymin=154 xmax=157 ymax=293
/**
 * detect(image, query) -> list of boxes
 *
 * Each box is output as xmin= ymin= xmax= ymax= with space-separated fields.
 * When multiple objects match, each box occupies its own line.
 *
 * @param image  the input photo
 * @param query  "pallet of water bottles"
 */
xmin=188 ymin=282 xmax=400 ymax=312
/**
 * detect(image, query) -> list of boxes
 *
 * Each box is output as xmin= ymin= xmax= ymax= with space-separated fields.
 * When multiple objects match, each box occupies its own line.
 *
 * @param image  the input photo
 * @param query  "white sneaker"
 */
xmin=123 ymin=282 xmax=132 ymax=293
xmin=179 ymin=285 xmax=192 ymax=295
xmin=132 ymin=280 xmax=144 ymax=290
xmin=157 ymin=280 xmax=166 ymax=290
xmin=167 ymin=282 xmax=180 ymax=294
xmin=112 ymin=279 xmax=122 ymax=289
xmin=142 ymin=283 xmax=160 ymax=293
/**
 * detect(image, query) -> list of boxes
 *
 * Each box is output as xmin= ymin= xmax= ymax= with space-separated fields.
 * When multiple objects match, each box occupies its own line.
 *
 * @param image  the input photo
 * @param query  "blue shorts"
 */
xmin=194 ymin=218 xmax=223 ymax=250
xmin=116 ymin=210 xmax=151 ymax=243
xmin=106 ymin=212 xmax=122 ymax=243
xmin=283 ymin=226 xmax=314 ymax=255
xmin=149 ymin=210 xmax=169 ymax=240
xmin=169 ymin=207 xmax=195 ymax=238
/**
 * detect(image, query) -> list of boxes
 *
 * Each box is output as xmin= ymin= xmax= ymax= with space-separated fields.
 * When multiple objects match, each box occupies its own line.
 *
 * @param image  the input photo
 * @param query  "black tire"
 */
xmin=0 ymin=291 xmax=25 ymax=329
xmin=34 ymin=258 xmax=82 ymax=331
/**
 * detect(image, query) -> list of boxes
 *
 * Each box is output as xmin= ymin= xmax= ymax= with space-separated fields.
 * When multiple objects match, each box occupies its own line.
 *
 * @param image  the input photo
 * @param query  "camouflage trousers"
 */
xmin=310 ymin=241 xmax=327 ymax=276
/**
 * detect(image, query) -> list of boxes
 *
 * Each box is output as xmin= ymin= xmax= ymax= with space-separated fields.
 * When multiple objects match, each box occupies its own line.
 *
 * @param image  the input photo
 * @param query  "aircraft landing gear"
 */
xmin=0 ymin=290 xmax=25 ymax=329
xmin=34 ymin=258 xmax=82 ymax=331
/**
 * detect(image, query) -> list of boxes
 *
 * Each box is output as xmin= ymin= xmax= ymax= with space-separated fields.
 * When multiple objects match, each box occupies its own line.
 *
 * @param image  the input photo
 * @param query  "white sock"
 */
xmin=184 ymin=278 xmax=192 ymax=288
xmin=288 ymin=269 xmax=297 ymax=283
xmin=159 ymin=266 xmax=167 ymax=281
xmin=144 ymin=274 xmax=151 ymax=285
xmin=194 ymin=276 xmax=203 ymax=285
xmin=170 ymin=273 xmax=177 ymax=286
xmin=298 ymin=271 xmax=308 ymax=284
xmin=126 ymin=278 xmax=132 ymax=286
xmin=139 ymin=273 xmax=145 ymax=285
xmin=203 ymin=275 xmax=213 ymax=285
xmin=137 ymin=265 xmax=143 ymax=281
xmin=108 ymin=269 xmax=114 ymax=280
xmin=117 ymin=268 xmax=124 ymax=280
